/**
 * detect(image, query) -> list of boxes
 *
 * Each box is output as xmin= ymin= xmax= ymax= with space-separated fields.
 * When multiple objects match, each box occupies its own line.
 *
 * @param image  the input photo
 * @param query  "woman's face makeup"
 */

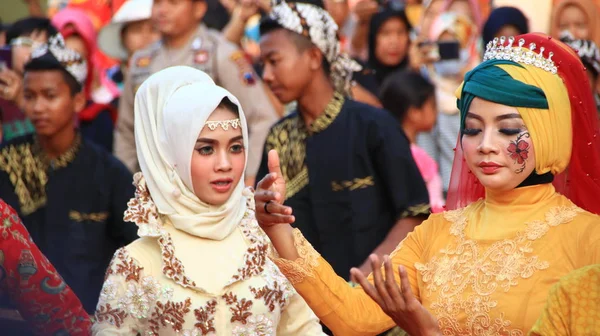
xmin=190 ymin=107 xmax=245 ymax=206
xmin=461 ymin=97 xmax=536 ymax=192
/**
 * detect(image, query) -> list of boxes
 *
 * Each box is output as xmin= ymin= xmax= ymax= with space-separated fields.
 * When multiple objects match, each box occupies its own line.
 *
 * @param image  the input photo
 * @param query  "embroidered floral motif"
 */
xmin=123 ymin=173 xmax=164 ymax=237
xmin=228 ymin=243 xmax=269 ymax=285
xmin=231 ymin=314 xmax=275 ymax=336
xmin=415 ymin=205 xmax=581 ymax=334
xmin=250 ymin=281 xmax=288 ymax=312
xmin=223 ymin=292 xmax=253 ymax=324
xmin=99 ymin=279 xmax=117 ymax=302
xmin=271 ymin=228 xmax=321 ymax=284
xmin=118 ymin=276 xmax=171 ymax=319
xmin=95 ymin=303 xmax=127 ymax=328
xmin=148 ymin=297 xmax=192 ymax=334
xmin=159 ymin=234 xmax=197 ymax=288
xmin=105 ymin=248 xmax=142 ymax=282
xmin=194 ymin=299 xmax=217 ymax=335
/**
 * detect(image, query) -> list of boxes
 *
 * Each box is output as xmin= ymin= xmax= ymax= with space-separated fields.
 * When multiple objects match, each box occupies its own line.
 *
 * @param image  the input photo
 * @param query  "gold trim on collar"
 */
xmin=32 ymin=133 xmax=81 ymax=170
xmin=265 ymin=92 xmax=345 ymax=200
xmin=0 ymin=134 xmax=82 ymax=215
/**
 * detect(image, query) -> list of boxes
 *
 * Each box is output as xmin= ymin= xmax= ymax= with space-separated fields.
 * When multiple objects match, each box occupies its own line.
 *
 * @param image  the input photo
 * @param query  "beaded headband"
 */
xmin=205 ymin=119 xmax=241 ymax=131
xmin=483 ymin=36 xmax=558 ymax=75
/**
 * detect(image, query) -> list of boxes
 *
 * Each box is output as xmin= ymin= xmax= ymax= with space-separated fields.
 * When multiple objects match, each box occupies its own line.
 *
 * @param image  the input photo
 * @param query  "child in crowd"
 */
xmin=380 ymin=70 xmax=445 ymax=212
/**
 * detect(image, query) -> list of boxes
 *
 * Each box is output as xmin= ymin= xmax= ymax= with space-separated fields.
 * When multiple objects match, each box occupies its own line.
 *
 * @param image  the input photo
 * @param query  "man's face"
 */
xmin=11 ymin=30 xmax=48 ymax=74
xmin=22 ymin=70 xmax=84 ymax=137
xmin=259 ymin=29 xmax=315 ymax=104
xmin=152 ymin=0 xmax=206 ymax=37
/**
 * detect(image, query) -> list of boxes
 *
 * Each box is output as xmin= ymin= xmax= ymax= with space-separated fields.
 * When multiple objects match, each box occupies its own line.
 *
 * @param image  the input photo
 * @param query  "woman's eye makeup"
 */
xmin=462 ymin=128 xmax=481 ymax=136
xmin=196 ymin=146 xmax=214 ymax=155
xmin=230 ymin=144 xmax=244 ymax=153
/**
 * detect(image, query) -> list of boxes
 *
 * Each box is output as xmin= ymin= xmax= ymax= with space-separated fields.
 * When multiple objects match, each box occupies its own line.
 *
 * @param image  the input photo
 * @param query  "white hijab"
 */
xmin=134 ymin=66 xmax=249 ymax=240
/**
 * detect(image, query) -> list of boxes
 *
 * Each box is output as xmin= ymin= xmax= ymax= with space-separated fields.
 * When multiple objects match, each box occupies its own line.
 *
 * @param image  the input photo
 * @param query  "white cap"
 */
xmin=98 ymin=0 xmax=153 ymax=60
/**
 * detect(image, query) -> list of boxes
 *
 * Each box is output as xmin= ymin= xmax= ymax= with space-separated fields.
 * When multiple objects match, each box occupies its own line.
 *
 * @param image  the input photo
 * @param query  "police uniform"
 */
xmin=114 ymin=24 xmax=278 ymax=177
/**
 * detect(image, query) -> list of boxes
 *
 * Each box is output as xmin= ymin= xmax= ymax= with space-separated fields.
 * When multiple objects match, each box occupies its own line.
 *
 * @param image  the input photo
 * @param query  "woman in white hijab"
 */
xmin=92 ymin=66 xmax=324 ymax=335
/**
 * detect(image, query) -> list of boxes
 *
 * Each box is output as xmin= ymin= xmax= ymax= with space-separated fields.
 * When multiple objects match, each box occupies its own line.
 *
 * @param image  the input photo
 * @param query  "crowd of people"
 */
xmin=0 ymin=0 xmax=599 ymax=335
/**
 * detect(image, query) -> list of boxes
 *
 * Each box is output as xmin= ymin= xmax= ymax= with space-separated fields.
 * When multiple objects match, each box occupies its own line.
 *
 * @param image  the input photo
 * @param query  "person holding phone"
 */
xmin=0 ymin=17 xmax=57 ymax=142
xmin=416 ymin=12 xmax=480 ymax=196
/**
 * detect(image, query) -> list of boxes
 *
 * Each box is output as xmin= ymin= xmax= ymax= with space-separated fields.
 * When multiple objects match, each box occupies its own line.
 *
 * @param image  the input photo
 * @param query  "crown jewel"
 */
xmin=483 ymin=36 xmax=558 ymax=74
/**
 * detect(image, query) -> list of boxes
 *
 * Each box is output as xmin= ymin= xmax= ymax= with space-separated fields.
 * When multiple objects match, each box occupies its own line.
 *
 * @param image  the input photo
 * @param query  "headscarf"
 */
xmin=560 ymin=31 xmax=600 ymax=77
xmin=550 ymin=0 xmax=600 ymax=47
xmin=133 ymin=66 xmax=249 ymax=240
xmin=447 ymin=33 xmax=600 ymax=215
xmin=262 ymin=0 xmax=361 ymax=95
xmin=441 ymin=0 xmax=484 ymax=30
xmin=51 ymin=8 xmax=97 ymax=99
xmin=367 ymin=8 xmax=411 ymax=86
xmin=482 ymin=7 xmax=529 ymax=47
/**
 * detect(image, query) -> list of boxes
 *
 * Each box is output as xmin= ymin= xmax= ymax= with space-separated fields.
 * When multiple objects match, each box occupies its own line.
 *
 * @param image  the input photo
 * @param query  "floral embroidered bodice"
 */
xmin=92 ymin=174 xmax=324 ymax=335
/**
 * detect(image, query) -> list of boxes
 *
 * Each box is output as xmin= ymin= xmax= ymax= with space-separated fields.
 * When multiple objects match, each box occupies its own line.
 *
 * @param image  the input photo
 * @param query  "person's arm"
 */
xmin=216 ymin=44 xmax=279 ymax=182
xmin=351 ymin=82 xmax=382 ymax=107
xmin=0 ymin=200 xmax=91 ymax=335
xmin=92 ymin=248 xmax=147 ymax=335
xmin=255 ymin=151 xmax=436 ymax=335
xmin=222 ymin=0 xmax=258 ymax=45
xmin=114 ymin=63 xmax=139 ymax=173
xmin=349 ymin=0 xmax=378 ymax=59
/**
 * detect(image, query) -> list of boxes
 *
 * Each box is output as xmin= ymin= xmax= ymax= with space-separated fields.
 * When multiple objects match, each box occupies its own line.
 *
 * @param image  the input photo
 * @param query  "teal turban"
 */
xmin=457 ymin=59 xmax=549 ymax=131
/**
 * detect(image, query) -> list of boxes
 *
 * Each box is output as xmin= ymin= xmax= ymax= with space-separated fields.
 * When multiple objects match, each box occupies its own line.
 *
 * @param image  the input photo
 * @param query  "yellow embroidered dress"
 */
xmin=272 ymin=183 xmax=600 ymax=335
xmin=92 ymin=178 xmax=324 ymax=335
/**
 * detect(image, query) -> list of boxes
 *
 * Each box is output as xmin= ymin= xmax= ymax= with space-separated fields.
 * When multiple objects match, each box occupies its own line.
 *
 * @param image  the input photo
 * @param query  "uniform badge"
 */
xmin=229 ymin=51 xmax=257 ymax=86
xmin=194 ymin=50 xmax=209 ymax=64
xmin=136 ymin=56 xmax=151 ymax=68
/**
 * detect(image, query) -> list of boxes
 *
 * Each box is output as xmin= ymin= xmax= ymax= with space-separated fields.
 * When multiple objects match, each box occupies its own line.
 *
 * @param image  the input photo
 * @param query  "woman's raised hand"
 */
xmin=254 ymin=150 xmax=295 ymax=228
xmin=351 ymin=255 xmax=441 ymax=336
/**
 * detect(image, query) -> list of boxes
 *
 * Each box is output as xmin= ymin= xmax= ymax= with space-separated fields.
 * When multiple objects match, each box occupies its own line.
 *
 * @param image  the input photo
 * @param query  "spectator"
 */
xmin=0 ymin=34 xmax=137 ymax=313
xmin=417 ymin=12 xmax=480 ymax=194
xmin=353 ymin=8 xmax=412 ymax=96
xmin=115 ymin=0 xmax=279 ymax=187
xmin=482 ymin=6 xmax=529 ymax=47
xmin=551 ymin=0 xmax=600 ymax=46
xmin=560 ymin=32 xmax=600 ymax=117
xmin=0 ymin=17 xmax=57 ymax=142
xmin=52 ymin=8 xmax=117 ymax=152
xmin=97 ymin=0 xmax=159 ymax=109
xmin=0 ymin=199 xmax=91 ymax=336
xmin=380 ymin=70 xmax=445 ymax=213
xmin=258 ymin=0 xmax=430 ymax=283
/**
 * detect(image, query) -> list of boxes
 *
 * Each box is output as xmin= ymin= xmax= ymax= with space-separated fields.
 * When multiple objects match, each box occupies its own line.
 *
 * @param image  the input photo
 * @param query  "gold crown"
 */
xmin=483 ymin=36 xmax=558 ymax=74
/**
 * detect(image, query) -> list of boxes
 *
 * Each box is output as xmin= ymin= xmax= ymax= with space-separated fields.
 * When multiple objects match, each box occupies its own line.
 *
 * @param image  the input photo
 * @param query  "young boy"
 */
xmin=0 ymin=34 xmax=138 ymax=313
xmin=257 ymin=1 xmax=430 ymax=282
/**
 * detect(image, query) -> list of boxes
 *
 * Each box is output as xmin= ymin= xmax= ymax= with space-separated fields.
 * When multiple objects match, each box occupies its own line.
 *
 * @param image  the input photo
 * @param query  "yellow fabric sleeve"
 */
xmin=529 ymin=264 xmax=600 ymax=336
xmin=271 ymin=224 xmax=427 ymax=335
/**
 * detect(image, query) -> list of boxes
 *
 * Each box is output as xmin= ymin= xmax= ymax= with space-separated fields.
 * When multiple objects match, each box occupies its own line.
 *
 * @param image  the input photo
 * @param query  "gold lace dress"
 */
xmin=272 ymin=184 xmax=600 ymax=335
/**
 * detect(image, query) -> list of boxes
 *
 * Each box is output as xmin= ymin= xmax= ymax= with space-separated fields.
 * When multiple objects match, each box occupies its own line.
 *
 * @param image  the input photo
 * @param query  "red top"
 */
xmin=0 ymin=200 xmax=91 ymax=335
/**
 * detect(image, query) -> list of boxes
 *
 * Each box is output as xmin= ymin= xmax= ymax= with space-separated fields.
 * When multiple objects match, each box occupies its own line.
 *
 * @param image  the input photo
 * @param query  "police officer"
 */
xmin=115 ymin=0 xmax=279 ymax=184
